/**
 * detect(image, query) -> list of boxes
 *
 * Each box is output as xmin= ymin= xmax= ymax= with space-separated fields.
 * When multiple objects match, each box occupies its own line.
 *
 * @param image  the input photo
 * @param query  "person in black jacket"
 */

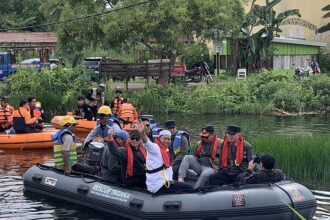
xmin=239 ymin=153 xmax=285 ymax=184
xmin=105 ymin=129 xmax=146 ymax=188
xmin=74 ymin=96 xmax=93 ymax=121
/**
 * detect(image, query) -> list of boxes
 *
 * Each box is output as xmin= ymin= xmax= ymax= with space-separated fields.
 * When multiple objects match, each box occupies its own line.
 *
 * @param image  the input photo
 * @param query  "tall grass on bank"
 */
xmin=251 ymin=135 xmax=330 ymax=185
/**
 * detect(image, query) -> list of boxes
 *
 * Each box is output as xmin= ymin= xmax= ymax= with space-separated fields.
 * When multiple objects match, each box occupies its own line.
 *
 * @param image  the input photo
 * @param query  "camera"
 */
xmin=253 ymin=155 xmax=260 ymax=164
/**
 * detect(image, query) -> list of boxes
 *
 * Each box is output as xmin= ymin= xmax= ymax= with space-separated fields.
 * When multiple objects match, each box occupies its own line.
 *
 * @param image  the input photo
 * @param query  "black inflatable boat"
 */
xmin=23 ymin=164 xmax=316 ymax=220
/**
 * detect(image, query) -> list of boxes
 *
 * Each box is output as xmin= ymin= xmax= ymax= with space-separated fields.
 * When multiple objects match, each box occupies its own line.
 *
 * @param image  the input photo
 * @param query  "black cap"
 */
xmin=165 ymin=120 xmax=176 ymax=128
xmin=202 ymin=125 xmax=214 ymax=133
xmin=200 ymin=125 xmax=215 ymax=136
xmin=1 ymin=96 xmax=8 ymax=101
xmin=129 ymin=130 xmax=140 ymax=138
xmin=227 ymin=125 xmax=241 ymax=133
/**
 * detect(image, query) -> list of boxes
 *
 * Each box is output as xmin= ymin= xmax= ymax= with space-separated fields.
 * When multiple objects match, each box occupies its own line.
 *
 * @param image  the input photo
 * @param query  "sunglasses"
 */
xmin=130 ymin=137 xmax=141 ymax=141
xmin=201 ymin=136 xmax=209 ymax=139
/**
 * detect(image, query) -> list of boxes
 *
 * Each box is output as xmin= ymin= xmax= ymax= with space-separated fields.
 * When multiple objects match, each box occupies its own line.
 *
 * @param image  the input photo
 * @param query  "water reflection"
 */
xmin=155 ymin=114 xmax=330 ymax=142
xmin=1 ymin=114 xmax=330 ymax=219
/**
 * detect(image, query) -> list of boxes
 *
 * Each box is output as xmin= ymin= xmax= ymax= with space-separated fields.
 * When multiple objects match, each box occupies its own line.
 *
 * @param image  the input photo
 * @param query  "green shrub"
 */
xmin=184 ymin=43 xmax=210 ymax=69
xmin=1 ymin=67 xmax=90 ymax=118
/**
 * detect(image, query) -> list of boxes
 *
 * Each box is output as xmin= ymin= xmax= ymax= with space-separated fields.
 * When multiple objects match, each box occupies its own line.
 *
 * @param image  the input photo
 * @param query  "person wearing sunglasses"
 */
xmin=165 ymin=120 xmax=190 ymax=181
xmin=105 ymin=129 xmax=147 ymax=188
xmin=178 ymin=125 xmax=221 ymax=189
xmin=134 ymin=119 xmax=193 ymax=193
xmin=0 ymin=96 xmax=15 ymax=132
xmin=141 ymin=117 xmax=154 ymax=142
xmin=209 ymin=125 xmax=254 ymax=186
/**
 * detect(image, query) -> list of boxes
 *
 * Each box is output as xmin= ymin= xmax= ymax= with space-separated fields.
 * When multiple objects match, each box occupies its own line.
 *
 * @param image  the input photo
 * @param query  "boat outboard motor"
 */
xmin=84 ymin=141 xmax=105 ymax=167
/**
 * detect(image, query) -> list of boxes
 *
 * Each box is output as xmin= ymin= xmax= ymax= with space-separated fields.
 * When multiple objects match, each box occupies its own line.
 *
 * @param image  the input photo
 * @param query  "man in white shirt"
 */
xmin=134 ymin=120 xmax=193 ymax=193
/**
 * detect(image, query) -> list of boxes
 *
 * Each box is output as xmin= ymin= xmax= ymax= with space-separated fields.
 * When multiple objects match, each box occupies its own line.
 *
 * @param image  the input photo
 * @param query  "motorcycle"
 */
xmin=185 ymin=60 xmax=214 ymax=84
xmin=294 ymin=66 xmax=313 ymax=81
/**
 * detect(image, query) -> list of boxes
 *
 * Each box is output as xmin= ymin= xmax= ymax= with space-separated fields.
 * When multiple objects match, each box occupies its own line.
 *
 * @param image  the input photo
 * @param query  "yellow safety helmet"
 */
xmin=60 ymin=115 xmax=77 ymax=127
xmin=36 ymin=101 xmax=42 ymax=108
xmin=98 ymin=105 xmax=112 ymax=115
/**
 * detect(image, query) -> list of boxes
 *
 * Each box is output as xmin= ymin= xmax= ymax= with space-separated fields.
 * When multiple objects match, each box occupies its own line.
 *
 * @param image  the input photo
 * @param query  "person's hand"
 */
xmin=133 ymin=119 xmax=145 ymax=134
xmin=108 ymin=127 xmax=114 ymax=137
xmin=247 ymin=160 xmax=255 ymax=170
xmin=64 ymin=166 xmax=71 ymax=176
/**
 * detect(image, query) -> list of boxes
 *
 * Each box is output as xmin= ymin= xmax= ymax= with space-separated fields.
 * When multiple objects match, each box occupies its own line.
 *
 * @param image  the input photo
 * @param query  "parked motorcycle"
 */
xmin=185 ymin=60 xmax=214 ymax=84
xmin=294 ymin=66 xmax=313 ymax=81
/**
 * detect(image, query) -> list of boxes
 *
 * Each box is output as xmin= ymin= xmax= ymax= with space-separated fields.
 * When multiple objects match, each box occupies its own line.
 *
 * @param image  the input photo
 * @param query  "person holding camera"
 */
xmin=239 ymin=153 xmax=285 ymax=184
xmin=209 ymin=125 xmax=254 ymax=186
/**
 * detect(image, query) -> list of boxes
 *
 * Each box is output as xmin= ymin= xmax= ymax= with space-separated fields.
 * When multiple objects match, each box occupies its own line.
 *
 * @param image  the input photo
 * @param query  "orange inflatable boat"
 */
xmin=51 ymin=116 xmax=96 ymax=136
xmin=0 ymin=129 xmax=57 ymax=150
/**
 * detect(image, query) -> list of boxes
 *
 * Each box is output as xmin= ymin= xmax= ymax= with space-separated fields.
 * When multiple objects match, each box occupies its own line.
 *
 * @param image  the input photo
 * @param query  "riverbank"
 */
xmin=1 ymin=68 xmax=330 ymax=116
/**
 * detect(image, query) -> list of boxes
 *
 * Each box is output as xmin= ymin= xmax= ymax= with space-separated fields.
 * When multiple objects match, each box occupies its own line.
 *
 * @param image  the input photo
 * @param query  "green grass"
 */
xmin=251 ymin=135 xmax=330 ymax=186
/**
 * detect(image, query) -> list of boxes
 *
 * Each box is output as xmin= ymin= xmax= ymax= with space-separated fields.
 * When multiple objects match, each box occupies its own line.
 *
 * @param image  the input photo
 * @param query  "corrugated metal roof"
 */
xmin=273 ymin=37 xmax=327 ymax=47
xmin=0 ymin=32 xmax=57 ymax=43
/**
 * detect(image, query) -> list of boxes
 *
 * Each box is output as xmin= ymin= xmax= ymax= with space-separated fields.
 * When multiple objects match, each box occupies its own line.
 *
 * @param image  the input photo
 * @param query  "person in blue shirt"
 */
xmin=83 ymin=106 xmax=121 ymax=146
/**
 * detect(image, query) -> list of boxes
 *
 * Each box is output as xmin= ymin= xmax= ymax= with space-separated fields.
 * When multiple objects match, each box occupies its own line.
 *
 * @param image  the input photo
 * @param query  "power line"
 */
xmin=0 ymin=0 xmax=157 ymax=31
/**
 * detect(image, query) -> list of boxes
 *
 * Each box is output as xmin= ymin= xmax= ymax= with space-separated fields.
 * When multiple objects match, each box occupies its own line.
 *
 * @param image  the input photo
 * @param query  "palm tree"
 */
xmin=318 ymin=4 xmax=330 ymax=33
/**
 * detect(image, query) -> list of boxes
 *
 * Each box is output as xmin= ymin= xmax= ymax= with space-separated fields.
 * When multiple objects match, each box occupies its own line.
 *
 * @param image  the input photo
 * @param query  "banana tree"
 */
xmin=318 ymin=4 xmax=330 ymax=33
xmin=240 ymin=0 xmax=301 ymax=72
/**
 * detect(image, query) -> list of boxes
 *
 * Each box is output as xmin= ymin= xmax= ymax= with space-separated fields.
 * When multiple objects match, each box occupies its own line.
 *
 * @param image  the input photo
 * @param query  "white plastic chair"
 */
xmin=236 ymin=68 xmax=247 ymax=81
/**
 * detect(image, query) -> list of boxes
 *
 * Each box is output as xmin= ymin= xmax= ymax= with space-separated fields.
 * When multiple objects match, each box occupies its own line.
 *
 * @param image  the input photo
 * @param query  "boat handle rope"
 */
xmin=272 ymin=183 xmax=306 ymax=220
xmin=162 ymin=169 xmax=170 ymax=188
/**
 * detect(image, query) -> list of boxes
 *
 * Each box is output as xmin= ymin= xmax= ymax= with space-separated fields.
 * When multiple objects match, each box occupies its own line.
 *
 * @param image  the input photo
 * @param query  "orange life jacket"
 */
xmin=126 ymin=141 xmax=147 ymax=177
xmin=119 ymin=103 xmax=138 ymax=123
xmin=195 ymin=134 xmax=219 ymax=161
xmin=112 ymin=97 xmax=123 ymax=116
xmin=12 ymin=107 xmax=37 ymax=125
xmin=0 ymin=105 xmax=14 ymax=129
xmin=31 ymin=108 xmax=42 ymax=118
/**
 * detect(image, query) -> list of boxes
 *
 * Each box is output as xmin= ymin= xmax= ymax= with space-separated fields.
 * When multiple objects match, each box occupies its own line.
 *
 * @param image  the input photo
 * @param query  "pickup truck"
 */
xmin=0 ymin=52 xmax=17 ymax=80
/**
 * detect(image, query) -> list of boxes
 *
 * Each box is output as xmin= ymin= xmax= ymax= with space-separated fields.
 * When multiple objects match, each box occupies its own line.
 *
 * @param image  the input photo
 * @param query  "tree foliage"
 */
xmin=0 ymin=0 xmax=46 ymax=31
xmin=239 ymin=0 xmax=300 ymax=72
xmin=318 ymin=4 xmax=330 ymax=33
xmin=37 ymin=0 xmax=245 ymax=65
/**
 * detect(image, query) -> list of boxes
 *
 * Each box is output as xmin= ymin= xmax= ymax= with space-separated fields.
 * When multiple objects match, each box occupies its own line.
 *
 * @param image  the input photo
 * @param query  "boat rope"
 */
xmin=273 ymin=183 xmax=307 ymax=220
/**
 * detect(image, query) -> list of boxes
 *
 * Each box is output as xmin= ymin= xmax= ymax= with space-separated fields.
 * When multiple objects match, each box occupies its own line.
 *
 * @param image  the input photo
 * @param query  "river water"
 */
xmin=1 ymin=114 xmax=330 ymax=219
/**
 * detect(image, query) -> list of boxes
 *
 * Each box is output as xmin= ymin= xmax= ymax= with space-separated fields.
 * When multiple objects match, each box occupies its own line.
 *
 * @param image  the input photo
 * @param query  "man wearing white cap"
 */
xmin=134 ymin=120 xmax=193 ymax=193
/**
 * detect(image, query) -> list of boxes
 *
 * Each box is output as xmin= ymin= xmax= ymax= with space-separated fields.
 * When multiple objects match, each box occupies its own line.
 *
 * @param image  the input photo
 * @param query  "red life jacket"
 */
xmin=126 ymin=141 xmax=146 ymax=177
xmin=195 ymin=134 xmax=219 ymax=160
xmin=154 ymin=138 xmax=171 ymax=168
xmin=221 ymin=135 xmax=244 ymax=168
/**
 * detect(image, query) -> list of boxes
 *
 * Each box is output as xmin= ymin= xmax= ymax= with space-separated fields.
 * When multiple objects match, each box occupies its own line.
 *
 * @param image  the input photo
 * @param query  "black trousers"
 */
xmin=209 ymin=170 xmax=243 ymax=186
xmin=157 ymin=181 xmax=193 ymax=193
xmin=90 ymin=105 xmax=97 ymax=121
